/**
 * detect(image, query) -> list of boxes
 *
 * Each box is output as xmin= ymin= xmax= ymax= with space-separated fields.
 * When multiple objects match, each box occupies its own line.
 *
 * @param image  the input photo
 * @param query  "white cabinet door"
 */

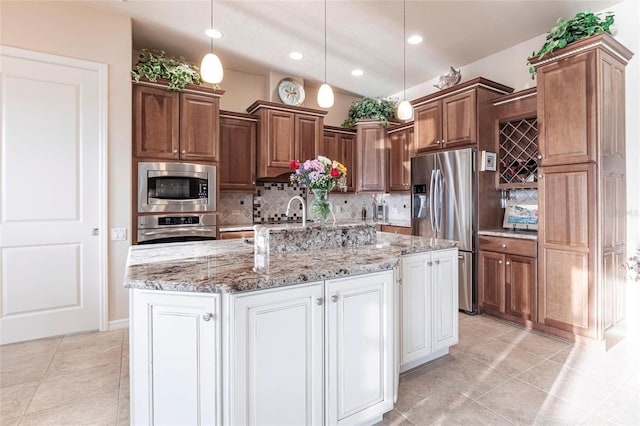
xmin=326 ymin=270 xmax=394 ymax=425
xmin=130 ymin=290 xmax=220 ymax=426
xmin=400 ymin=253 xmax=432 ymax=365
xmin=230 ymin=282 xmax=324 ymax=426
xmin=432 ymin=249 xmax=459 ymax=351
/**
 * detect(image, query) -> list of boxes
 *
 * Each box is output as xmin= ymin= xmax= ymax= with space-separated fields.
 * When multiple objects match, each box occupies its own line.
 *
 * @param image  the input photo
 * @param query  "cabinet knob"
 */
xmin=316 ymin=297 xmax=324 ymax=305
xmin=538 ymin=174 xmax=543 ymax=179
xmin=331 ymin=294 xmax=339 ymax=303
xmin=436 ymin=140 xmax=441 ymax=144
xmin=505 ymin=261 xmax=511 ymax=265
xmin=202 ymin=312 xmax=214 ymax=321
xmin=435 ymin=260 xmax=440 ymax=265
xmin=181 ymin=150 xmax=186 ymax=154
xmin=537 ymin=154 xmax=542 ymax=160
xmin=501 ymin=243 xmax=507 ymax=248
xmin=172 ymin=149 xmax=178 ymax=154
xmin=498 ymin=260 xmax=503 ymax=264
xmin=427 ymin=261 xmax=433 ymax=266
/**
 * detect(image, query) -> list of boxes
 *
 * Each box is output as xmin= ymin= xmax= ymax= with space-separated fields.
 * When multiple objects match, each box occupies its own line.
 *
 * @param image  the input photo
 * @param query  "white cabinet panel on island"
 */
xmin=400 ymin=248 xmax=459 ymax=372
xmin=227 ymin=282 xmax=324 ymax=426
xmin=130 ymin=290 xmax=221 ymax=426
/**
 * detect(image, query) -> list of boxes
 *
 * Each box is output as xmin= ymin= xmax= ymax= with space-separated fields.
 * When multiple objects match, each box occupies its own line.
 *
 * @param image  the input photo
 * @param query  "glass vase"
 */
xmin=310 ymin=188 xmax=335 ymax=224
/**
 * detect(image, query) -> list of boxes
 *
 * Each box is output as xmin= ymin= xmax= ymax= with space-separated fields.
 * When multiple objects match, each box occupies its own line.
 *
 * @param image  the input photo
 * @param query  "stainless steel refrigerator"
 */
xmin=411 ymin=148 xmax=477 ymax=313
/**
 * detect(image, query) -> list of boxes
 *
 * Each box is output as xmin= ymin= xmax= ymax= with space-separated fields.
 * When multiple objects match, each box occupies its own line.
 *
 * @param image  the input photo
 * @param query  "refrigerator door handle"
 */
xmin=429 ymin=170 xmax=436 ymax=233
xmin=434 ymin=169 xmax=443 ymax=233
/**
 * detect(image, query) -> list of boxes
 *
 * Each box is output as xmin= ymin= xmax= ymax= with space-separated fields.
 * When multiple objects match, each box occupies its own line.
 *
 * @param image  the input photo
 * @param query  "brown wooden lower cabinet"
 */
xmin=219 ymin=230 xmax=254 ymax=240
xmin=380 ymin=225 xmax=412 ymax=235
xmin=479 ymin=236 xmax=537 ymax=324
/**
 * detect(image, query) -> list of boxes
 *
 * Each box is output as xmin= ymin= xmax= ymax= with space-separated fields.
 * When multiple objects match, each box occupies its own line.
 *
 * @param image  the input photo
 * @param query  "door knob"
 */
xmin=505 ymin=261 xmax=511 ymax=265
xmin=202 ymin=313 xmax=214 ymax=321
xmin=435 ymin=260 xmax=440 ymax=265
xmin=501 ymin=243 xmax=507 ymax=248
xmin=427 ymin=261 xmax=433 ymax=266
xmin=172 ymin=149 xmax=178 ymax=154
xmin=181 ymin=150 xmax=186 ymax=154
xmin=316 ymin=298 xmax=324 ymax=305
xmin=498 ymin=260 xmax=503 ymax=264
xmin=331 ymin=294 xmax=339 ymax=303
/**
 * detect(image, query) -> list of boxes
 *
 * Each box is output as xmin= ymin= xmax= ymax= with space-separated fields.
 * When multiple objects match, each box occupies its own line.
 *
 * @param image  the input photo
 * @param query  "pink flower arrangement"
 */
xmin=289 ymin=156 xmax=347 ymax=191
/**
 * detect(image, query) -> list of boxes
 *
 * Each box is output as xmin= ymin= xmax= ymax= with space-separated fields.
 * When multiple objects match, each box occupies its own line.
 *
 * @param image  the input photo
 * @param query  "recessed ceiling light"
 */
xmin=289 ymin=52 xmax=304 ymax=60
xmin=407 ymin=35 xmax=423 ymax=45
xmin=205 ymin=28 xmax=224 ymax=39
xmin=351 ymin=69 xmax=364 ymax=77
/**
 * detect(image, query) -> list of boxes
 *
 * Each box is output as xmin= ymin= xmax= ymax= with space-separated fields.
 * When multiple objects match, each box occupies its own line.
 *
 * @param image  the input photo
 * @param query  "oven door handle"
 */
xmin=138 ymin=228 xmax=216 ymax=236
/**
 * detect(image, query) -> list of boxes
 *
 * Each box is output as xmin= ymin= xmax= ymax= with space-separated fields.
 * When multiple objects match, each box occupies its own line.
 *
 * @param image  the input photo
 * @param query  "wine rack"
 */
xmin=498 ymin=117 xmax=538 ymax=188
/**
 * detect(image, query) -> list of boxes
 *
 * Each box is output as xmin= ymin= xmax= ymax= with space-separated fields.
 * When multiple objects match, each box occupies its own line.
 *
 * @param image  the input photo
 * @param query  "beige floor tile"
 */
xmin=551 ymin=345 xmax=640 ymax=387
xmin=0 ymin=336 xmax=61 ymax=360
xmin=19 ymin=397 xmax=118 ymax=426
xmin=496 ymin=328 xmax=570 ymax=359
xmin=418 ymin=353 xmax=512 ymax=399
xmin=517 ymin=359 xmax=617 ymax=411
xmin=464 ymin=339 xmax=545 ymax=377
xmin=0 ymin=353 xmax=52 ymax=388
xmin=375 ymin=409 xmax=414 ymax=426
xmin=579 ymin=413 xmax=616 ymax=425
xmin=0 ymin=381 xmax=39 ymax=419
xmin=46 ymin=344 xmax=123 ymax=377
xmin=0 ymin=417 xmax=20 ymax=426
xmin=57 ymin=330 xmax=124 ymax=353
xmin=405 ymin=389 xmax=511 ymax=426
xmin=591 ymin=387 xmax=640 ymax=425
xmin=26 ymin=362 xmax=120 ymax=414
xmin=478 ymin=378 xmax=586 ymax=425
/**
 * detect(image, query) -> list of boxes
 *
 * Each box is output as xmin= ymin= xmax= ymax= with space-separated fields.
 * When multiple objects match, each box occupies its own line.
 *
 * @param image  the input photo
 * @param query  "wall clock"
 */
xmin=277 ymin=78 xmax=305 ymax=106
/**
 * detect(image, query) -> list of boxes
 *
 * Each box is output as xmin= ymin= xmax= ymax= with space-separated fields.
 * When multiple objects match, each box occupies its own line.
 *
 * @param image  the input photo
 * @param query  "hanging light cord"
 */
xmin=209 ymin=0 xmax=214 ymax=52
xmin=324 ymin=0 xmax=327 ymax=84
xmin=403 ymin=0 xmax=406 ymax=100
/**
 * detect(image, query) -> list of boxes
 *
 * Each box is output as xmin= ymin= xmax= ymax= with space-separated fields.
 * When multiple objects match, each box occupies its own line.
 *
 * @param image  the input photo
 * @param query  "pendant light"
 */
xmin=397 ymin=0 xmax=413 ymax=121
xmin=317 ymin=0 xmax=334 ymax=108
xmin=200 ymin=0 xmax=223 ymax=84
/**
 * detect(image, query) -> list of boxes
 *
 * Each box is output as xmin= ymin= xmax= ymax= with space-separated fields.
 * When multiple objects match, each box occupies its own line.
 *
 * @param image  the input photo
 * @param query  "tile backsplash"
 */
xmin=218 ymin=183 xmax=412 ymax=226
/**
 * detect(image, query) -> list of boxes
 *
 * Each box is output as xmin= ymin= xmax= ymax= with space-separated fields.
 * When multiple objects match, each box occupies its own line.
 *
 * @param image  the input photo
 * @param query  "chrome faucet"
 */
xmin=285 ymin=196 xmax=306 ymax=226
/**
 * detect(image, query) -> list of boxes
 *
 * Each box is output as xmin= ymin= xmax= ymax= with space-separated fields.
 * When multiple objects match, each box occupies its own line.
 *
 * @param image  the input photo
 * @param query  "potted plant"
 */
xmin=131 ymin=49 xmax=205 ymax=91
xmin=527 ymin=10 xmax=615 ymax=78
xmin=342 ymin=97 xmax=398 ymax=128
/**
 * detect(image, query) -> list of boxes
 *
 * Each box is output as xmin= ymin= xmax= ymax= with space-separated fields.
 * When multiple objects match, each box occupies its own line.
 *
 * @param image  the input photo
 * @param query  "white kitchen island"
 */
xmin=125 ymin=227 xmax=458 ymax=426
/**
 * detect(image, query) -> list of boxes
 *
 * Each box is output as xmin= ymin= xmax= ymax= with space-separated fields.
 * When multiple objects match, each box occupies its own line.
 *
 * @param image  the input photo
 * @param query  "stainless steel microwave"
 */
xmin=138 ymin=162 xmax=216 ymax=213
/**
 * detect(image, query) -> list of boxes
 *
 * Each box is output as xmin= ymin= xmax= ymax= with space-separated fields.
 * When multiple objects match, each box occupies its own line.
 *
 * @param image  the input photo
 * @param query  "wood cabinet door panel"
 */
xmin=133 ymin=85 xmax=179 ymax=159
xmin=388 ymin=130 xmax=409 ymax=192
xmin=296 ymin=114 xmax=320 ymax=162
xmin=341 ymin=134 xmax=356 ymax=192
xmin=179 ymin=93 xmax=219 ymax=161
xmin=505 ymin=255 xmax=537 ymax=322
xmin=538 ymin=51 xmax=596 ymax=165
xmin=219 ymin=116 xmax=257 ymax=191
xmin=267 ymin=110 xmax=296 ymax=169
xmin=442 ymin=90 xmax=476 ymax=148
xmin=320 ymin=132 xmax=340 ymax=161
xmin=357 ymin=124 xmax=386 ymax=192
xmin=478 ymin=251 xmax=505 ymax=313
xmin=414 ymin=101 xmax=442 ymax=152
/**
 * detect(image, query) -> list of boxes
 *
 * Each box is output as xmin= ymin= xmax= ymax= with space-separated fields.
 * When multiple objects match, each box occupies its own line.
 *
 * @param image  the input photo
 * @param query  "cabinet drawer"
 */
xmin=478 ymin=236 xmax=536 ymax=257
xmin=381 ymin=225 xmax=412 ymax=235
xmin=219 ymin=231 xmax=254 ymax=240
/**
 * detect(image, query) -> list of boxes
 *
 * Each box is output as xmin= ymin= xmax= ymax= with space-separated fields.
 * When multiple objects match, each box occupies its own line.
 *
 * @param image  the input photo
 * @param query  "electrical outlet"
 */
xmin=111 ymin=228 xmax=127 ymax=241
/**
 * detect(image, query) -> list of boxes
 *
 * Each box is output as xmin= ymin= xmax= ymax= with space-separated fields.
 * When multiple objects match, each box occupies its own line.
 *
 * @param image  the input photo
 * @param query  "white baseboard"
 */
xmin=108 ymin=318 xmax=129 ymax=330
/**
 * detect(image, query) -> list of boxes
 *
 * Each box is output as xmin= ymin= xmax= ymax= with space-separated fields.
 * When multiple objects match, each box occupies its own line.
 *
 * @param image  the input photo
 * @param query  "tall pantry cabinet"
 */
xmin=530 ymin=33 xmax=633 ymax=344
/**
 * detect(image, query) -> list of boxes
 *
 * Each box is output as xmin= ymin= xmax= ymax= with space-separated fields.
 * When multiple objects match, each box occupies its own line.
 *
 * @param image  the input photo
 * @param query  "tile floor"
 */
xmin=1 ymin=305 xmax=639 ymax=425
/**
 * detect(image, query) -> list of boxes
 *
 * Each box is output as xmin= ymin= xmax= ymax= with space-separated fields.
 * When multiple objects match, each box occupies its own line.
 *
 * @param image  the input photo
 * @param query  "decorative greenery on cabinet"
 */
xmin=527 ymin=10 xmax=615 ymax=77
xmin=131 ymin=49 xmax=204 ymax=91
xmin=342 ymin=97 xmax=397 ymax=128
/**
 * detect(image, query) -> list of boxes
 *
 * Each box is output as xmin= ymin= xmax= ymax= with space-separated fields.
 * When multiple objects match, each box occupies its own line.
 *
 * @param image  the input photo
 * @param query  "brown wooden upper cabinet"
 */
xmin=320 ymin=126 xmax=357 ymax=193
xmin=133 ymin=81 xmax=223 ymax=162
xmin=219 ymin=111 xmax=258 ymax=192
xmin=247 ymin=101 xmax=326 ymax=179
xmin=412 ymin=78 xmax=513 ymax=153
xmin=387 ymin=122 xmax=414 ymax=192
xmin=356 ymin=120 xmax=387 ymax=193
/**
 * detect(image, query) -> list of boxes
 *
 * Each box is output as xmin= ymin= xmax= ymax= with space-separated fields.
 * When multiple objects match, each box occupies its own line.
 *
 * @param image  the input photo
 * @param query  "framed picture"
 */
xmin=502 ymin=200 xmax=538 ymax=230
xmin=481 ymin=151 xmax=497 ymax=171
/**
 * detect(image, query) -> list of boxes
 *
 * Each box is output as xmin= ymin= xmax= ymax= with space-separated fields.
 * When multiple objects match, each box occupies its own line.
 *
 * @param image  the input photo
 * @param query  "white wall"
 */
xmin=398 ymin=0 xmax=640 ymax=252
xmin=1 ymin=1 xmax=133 ymax=324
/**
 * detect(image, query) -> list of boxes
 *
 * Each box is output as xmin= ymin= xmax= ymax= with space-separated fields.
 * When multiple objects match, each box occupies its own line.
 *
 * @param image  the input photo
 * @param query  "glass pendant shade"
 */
xmin=397 ymin=99 xmax=413 ymax=121
xmin=200 ymin=53 xmax=223 ymax=83
xmin=317 ymin=83 xmax=334 ymax=108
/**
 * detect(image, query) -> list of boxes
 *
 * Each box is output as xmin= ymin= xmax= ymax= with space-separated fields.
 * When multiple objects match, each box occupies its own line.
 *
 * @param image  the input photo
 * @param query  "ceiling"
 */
xmin=86 ymin=0 xmax=622 ymax=98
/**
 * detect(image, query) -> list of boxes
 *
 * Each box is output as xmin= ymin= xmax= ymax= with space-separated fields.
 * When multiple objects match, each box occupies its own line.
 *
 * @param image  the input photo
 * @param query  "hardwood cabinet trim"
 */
xmin=411 ymin=77 xmax=513 ymax=108
xmin=132 ymin=77 xmax=225 ymax=97
xmin=246 ymin=100 xmax=328 ymax=117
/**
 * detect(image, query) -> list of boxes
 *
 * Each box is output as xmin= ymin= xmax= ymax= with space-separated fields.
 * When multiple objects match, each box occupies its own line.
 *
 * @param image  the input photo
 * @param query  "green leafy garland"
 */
xmin=131 ymin=49 xmax=203 ymax=91
xmin=342 ymin=97 xmax=398 ymax=128
xmin=528 ymin=10 xmax=614 ymax=78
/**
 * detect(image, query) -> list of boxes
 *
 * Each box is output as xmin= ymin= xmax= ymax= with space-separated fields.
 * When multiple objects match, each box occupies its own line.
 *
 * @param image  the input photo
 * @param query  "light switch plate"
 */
xmin=111 ymin=228 xmax=127 ymax=241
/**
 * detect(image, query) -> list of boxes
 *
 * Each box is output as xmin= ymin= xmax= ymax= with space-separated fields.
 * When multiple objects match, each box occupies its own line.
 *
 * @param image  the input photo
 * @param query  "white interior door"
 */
xmin=0 ymin=47 xmax=106 ymax=344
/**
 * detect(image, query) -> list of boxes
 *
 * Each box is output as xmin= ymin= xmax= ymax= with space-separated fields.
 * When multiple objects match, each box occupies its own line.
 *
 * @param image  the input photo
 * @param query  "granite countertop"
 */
xmin=478 ymin=229 xmax=538 ymax=241
xmin=219 ymin=220 xmax=412 ymax=233
xmin=124 ymin=232 xmax=458 ymax=294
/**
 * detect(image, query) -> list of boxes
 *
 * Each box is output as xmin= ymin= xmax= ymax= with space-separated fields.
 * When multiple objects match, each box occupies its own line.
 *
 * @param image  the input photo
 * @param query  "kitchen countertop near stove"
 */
xmin=478 ymin=229 xmax=538 ymax=240
xmin=219 ymin=220 xmax=411 ymax=233
xmin=124 ymin=232 xmax=458 ymax=294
